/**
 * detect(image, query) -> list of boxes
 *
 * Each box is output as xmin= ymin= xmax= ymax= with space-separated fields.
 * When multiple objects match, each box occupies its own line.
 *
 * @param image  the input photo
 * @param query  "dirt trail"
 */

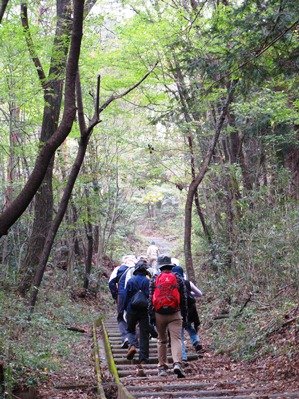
xmin=148 ymin=236 xmax=176 ymax=255
xmin=139 ymin=224 xmax=180 ymax=260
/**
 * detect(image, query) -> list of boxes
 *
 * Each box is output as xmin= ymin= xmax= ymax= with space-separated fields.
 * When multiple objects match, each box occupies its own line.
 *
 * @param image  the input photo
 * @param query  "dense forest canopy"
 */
xmin=0 ymin=0 xmax=298 ymax=392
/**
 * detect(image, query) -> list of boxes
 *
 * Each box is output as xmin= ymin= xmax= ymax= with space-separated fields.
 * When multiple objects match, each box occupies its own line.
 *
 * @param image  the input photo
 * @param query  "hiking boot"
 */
xmin=126 ymin=345 xmax=136 ymax=360
xmin=121 ymin=338 xmax=129 ymax=349
xmin=136 ymin=363 xmax=146 ymax=377
xmin=194 ymin=343 xmax=204 ymax=357
xmin=158 ymin=366 xmax=168 ymax=377
xmin=194 ymin=342 xmax=203 ymax=352
xmin=173 ymin=362 xmax=185 ymax=378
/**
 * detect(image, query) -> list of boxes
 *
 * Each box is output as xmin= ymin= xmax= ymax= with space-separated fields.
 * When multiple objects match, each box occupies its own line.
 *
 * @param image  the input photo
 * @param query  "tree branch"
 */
xmin=98 ymin=62 xmax=158 ymax=114
xmin=21 ymin=3 xmax=47 ymax=85
xmin=85 ymin=61 xmax=158 ymax=136
xmin=84 ymin=0 xmax=98 ymax=18
xmin=214 ymin=19 xmax=299 ymax=86
xmin=0 ymin=0 xmax=9 ymax=24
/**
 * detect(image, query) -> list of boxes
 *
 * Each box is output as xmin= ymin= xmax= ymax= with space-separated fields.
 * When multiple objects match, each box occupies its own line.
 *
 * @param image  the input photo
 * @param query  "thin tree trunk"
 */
xmin=187 ymin=133 xmax=212 ymax=242
xmin=194 ymin=192 xmax=211 ymax=242
xmin=184 ymin=82 xmax=237 ymax=282
xmin=285 ymin=127 xmax=299 ymax=200
xmin=83 ymin=188 xmax=93 ymax=291
xmin=169 ymin=53 xmax=212 ymax=244
xmin=227 ymin=111 xmax=253 ymax=191
xmin=29 ymin=129 xmax=92 ymax=311
xmin=71 ymin=203 xmax=82 ymax=258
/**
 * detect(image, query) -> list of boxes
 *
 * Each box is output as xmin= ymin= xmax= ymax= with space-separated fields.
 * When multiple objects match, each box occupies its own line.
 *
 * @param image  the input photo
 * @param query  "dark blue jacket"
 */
xmin=109 ymin=264 xmax=131 ymax=299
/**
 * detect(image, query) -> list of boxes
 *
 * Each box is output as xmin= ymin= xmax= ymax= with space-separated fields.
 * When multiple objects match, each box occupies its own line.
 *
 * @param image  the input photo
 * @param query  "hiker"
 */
xmin=172 ymin=265 xmax=203 ymax=361
xmin=108 ymin=254 xmax=137 ymax=348
xmin=149 ymin=254 xmax=188 ymax=378
xmin=124 ymin=255 xmax=147 ymax=289
xmin=123 ymin=260 xmax=151 ymax=377
xmin=146 ymin=241 xmax=159 ymax=267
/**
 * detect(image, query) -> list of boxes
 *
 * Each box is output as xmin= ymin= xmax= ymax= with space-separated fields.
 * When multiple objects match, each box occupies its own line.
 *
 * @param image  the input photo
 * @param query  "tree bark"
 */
xmin=0 ymin=361 xmax=4 ymax=397
xmin=285 ymin=127 xmax=299 ymax=200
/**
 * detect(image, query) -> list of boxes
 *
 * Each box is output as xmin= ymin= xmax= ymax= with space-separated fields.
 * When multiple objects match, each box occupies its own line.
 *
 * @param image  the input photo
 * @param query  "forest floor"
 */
xmin=35 ymin=295 xmax=299 ymax=399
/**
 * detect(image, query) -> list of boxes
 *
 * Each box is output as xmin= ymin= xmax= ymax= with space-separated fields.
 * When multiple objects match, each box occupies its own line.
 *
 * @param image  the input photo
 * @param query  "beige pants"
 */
xmin=155 ymin=311 xmax=183 ymax=368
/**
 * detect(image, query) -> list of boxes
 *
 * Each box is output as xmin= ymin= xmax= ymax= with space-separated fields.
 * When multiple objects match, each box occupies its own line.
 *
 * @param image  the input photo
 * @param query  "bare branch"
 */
xmin=96 ymin=75 xmax=100 ymax=120
xmin=84 ymin=61 xmax=158 ymax=136
xmin=98 ymin=62 xmax=158 ymax=114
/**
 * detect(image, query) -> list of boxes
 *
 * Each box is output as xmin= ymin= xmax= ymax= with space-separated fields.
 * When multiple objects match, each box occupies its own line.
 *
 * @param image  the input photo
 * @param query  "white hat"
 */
xmin=122 ymin=254 xmax=137 ymax=267
xmin=171 ymin=257 xmax=180 ymax=266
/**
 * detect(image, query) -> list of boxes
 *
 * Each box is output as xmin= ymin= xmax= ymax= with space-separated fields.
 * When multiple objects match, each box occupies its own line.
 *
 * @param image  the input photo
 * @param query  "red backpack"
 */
xmin=152 ymin=271 xmax=180 ymax=314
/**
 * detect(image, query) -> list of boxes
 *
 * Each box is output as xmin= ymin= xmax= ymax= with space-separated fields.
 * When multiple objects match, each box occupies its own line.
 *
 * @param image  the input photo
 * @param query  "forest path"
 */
xmin=137 ymin=223 xmax=181 ymax=260
xmin=37 ymin=310 xmax=299 ymax=399
xmin=147 ymin=236 xmax=176 ymax=254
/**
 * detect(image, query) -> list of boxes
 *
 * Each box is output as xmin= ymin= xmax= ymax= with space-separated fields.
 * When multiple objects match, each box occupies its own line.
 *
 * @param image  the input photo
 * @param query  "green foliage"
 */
xmin=0 ymin=286 xmax=102 ymax=392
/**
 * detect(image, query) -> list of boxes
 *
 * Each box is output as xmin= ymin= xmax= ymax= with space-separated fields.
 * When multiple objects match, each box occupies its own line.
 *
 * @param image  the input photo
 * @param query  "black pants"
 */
xmin=126 ymin=310 xmax=150 ymax=363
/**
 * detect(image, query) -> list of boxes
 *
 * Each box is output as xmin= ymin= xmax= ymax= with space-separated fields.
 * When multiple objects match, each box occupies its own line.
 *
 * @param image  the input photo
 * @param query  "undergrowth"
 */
xmin=0 ymin=278 xmax=114 ymax=394
xmin=196 ymin=199 xmax=299 ymax=364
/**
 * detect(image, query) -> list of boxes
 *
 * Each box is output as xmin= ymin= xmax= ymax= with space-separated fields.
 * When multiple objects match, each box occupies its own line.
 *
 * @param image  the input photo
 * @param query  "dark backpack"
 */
xmin=152 ymin=271 xmax=180 ymax=314
xmin=130 ymin=289 xmax=148 ymax=311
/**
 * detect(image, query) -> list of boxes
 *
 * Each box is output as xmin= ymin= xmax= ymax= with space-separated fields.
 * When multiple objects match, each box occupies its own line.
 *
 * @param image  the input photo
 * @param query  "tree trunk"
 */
xmin=285 ymin=127 xmax=299 ymax=200
xmin=169 ymin=53 xmax=212 ymax=246
xmin=83 ymin=188 xmax=94 ymax=291
xmin=0 ymin=0 xmax=9 ymax=23
xmin=0 ymin=361 xmax=4 ymax=397
xmin=227 ymin=110 xmax=253 ymax=192
xmin=29 ymin=130 xmax=92 ymax=311
xmin=194 ymin=192 xmax=211 ymax=242
xmin=18 ymin=0 xmax=72 ymax=295
xmin=71 ymin=203 xmax=82 ymax=258
xmin=184 ymin=82 xmax=237 ymax=282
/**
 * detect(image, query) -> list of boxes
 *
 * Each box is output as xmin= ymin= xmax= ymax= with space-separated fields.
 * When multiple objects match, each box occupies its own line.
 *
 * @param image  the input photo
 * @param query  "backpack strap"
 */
xmin=117 ymin=266 xmax=130 ymax=284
